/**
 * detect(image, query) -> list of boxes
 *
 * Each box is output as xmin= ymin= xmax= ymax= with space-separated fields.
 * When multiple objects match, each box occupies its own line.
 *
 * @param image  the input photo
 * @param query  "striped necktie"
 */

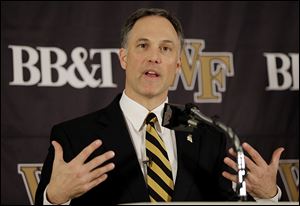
xmin=145 ymin=112 xmax=174 ymax=202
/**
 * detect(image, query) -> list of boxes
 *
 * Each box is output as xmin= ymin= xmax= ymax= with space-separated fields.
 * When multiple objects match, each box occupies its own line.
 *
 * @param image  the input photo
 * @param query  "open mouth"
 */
xmin=144 ymin=71 xmax=159 ymax=78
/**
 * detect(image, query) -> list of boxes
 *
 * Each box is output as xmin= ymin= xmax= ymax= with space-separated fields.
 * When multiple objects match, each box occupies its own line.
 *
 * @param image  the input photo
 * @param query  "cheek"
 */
xmin=166 ymin=60 xmax=180 ymax=74
xmin=127 ymin=54 xmax=145 ymax=68
xmin=165 ymin=66 xmax=178 ymax=83
xmin=168 ymin=60 xmax=180 ymax=78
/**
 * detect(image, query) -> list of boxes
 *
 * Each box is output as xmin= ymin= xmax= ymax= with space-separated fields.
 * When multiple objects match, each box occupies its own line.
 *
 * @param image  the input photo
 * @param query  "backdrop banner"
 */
xmin=1 ymin=1 xmax=299 ymax=204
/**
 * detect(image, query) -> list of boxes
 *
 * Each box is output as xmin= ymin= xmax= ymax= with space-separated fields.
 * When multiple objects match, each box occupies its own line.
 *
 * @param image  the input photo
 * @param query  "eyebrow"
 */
xmin=161 ymin=40 xmax=175 ymax=45
xmin=136 ymin=38 xmax=175 ymax=45
xmin=136 ymin=38 xmax=149 ymax=43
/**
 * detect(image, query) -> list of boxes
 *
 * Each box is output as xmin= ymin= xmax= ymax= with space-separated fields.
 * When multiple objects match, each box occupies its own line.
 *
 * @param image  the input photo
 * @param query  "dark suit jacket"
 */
xmin=35 ymin=94 xmax=238 ymax=205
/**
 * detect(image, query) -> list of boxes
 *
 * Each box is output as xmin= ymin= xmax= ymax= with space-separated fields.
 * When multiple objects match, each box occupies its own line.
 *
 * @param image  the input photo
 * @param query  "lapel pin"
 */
xmin=187 ymin=134 xmax=193 ymax=143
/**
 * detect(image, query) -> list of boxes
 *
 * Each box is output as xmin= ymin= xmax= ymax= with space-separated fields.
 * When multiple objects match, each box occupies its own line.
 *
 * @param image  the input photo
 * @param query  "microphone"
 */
xmin=184 ymin=103 xmax=229 ymax=135
xmin=161 ymin=103 xmax=195 ymax=132
xmin=161 ymin=102 xmax=247 ymax=201
xmin=162 ymin=103 xmax=234 ymax=139
xmin=185 ymin=103 xmax=215 ymax=125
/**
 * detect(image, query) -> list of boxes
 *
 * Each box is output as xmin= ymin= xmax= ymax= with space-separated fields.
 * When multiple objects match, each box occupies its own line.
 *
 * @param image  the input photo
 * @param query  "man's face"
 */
xmin=119 ymin=15 xmax=181 ymax=102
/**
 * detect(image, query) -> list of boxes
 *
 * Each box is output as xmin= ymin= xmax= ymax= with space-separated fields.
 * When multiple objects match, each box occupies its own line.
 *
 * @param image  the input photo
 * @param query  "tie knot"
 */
xmin=145 ymin=112 xmax=157 ymax=124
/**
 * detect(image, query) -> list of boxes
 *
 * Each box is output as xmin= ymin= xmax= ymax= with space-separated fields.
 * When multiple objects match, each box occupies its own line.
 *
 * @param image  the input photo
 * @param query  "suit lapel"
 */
xmin=173 ymin=130 xmax=200 ymax=201
xmin=96 ymin=95 xmax=149 ymax=202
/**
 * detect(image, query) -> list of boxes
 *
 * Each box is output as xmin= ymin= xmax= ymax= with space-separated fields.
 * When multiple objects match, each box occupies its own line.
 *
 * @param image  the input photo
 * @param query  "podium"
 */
xmin=121 ymin=201 xmax=299 ymax=205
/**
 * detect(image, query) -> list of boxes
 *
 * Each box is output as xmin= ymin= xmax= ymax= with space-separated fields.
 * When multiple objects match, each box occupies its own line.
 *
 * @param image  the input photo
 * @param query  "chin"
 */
xmin=141 ymin=89 xmax=166 ymax=99
xmin=142 ymin=92 xmax=157 ymax=98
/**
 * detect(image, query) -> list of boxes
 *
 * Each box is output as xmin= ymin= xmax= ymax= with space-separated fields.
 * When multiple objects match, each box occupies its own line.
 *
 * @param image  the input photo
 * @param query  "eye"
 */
xmin=161 ymin=46 xmax=172 ymax=52
xmin=137 ymin=43 xmax=148 ymax=49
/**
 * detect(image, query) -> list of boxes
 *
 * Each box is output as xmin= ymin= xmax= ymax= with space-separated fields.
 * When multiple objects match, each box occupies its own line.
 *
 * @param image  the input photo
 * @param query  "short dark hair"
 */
xmin=121 ymin=8 xmax=184 ymax=50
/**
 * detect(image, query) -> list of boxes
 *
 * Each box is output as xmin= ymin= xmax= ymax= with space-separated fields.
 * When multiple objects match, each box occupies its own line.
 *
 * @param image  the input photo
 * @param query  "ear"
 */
xmin=119 ymin=48 xmax=127 ymax=70
xmin=176 ymin=56 xmax=182 ymax=73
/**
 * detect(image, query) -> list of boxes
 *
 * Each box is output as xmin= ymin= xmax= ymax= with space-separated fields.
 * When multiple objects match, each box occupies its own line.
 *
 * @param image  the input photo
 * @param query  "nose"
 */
xmin=147 ymin=49 xmax=161 ymax=64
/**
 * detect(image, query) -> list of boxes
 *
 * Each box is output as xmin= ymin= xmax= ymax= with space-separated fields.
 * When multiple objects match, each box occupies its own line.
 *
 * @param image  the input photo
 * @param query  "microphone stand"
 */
xmin=188 ymin=106 xmax=247 ymax=201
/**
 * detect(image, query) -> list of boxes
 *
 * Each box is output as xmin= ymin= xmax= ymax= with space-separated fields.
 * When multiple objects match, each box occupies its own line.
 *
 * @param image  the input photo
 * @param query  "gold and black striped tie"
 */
xmin=145 ymin=112 xmax=174 ymax=202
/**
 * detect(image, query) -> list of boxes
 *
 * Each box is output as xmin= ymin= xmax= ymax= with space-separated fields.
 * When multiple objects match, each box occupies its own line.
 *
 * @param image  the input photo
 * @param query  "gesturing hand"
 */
xmin=222 ymin=142 xmax=284 ymax=199
xmin=47 ymin=139 xmax=115 ymax=204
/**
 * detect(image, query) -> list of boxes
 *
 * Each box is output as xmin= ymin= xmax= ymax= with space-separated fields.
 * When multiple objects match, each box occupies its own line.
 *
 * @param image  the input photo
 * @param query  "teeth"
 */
xmin=146 ymin=71 xmax=157 ymax=75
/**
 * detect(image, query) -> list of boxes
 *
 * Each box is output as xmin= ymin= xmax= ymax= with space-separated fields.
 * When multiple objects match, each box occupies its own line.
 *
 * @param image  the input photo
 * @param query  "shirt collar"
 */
xmin=119 ymin=91 xmax=168 ymax=133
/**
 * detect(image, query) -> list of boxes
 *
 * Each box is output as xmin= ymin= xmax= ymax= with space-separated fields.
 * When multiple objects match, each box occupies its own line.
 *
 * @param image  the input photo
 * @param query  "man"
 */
xmin=35 ymin=8 xmax=284 ymax=205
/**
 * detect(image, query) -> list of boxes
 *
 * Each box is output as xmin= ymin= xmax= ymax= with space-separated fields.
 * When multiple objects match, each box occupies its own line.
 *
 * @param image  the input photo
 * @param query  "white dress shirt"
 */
xmin=119 ymin=91 xmax=178 ymax=183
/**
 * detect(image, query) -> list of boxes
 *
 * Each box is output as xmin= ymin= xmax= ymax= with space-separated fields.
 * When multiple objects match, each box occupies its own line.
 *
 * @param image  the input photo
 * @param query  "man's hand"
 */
xmin=222 ymin=142 xmax=284 ymax=199
xmin=46 ymin=139 xmax=115 ymax=204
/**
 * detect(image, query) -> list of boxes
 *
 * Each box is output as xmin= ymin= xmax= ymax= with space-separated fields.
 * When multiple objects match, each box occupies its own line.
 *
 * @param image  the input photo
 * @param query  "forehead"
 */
xmin=128 ymin=15 xmax=179 ymax=45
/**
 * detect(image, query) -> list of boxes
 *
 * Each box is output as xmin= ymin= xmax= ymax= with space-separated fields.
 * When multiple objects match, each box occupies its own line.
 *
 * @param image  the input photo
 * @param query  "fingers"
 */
xmin=75 ymin=139 xmax=102 ymax=164
xmin=244 ymin=155 xmax=257 ymax=172
xmin=85 ymin=174 xmax=109 ymax=192
xmin=270 ymin=147 xmax=285 ymax=168
xmin=227 ymin=147 xmax=256 ymax=172
xmin=229 ymin=143 xmax=283 ymax=172
xmin=228 ymin=147 xmax=236 ymax=157
xmin=224 ymin=157 xmax=238 ymax=171
xmin=222 ymin=171 xmax=237 ymax=183
xmin=85 ymin=151 xmax=115 ymax=171
xmin=84 ymin=162 xmax=115 ymax=192
xmin=52 ymin=141 xmax=64 ymax=162
xmin=89 ymin=162 xmax=115 ymax=181
xmin=242 ymin=142 xmax=267 ymax=167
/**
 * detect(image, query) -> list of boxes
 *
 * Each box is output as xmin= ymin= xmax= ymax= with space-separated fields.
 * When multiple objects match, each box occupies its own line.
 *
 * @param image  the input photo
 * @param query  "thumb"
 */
xmin=270 ymin=147 xmax=285 ymax=169
xmin=52 ymin=140 xmax=64 ymax=163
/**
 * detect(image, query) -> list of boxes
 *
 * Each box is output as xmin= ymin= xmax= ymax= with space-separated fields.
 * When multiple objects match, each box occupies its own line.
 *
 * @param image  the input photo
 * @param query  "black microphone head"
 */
xmin=162 ymin=103 xmax=194 ymax=132
xmin=185 ymin=103 xmax=199 ymax=112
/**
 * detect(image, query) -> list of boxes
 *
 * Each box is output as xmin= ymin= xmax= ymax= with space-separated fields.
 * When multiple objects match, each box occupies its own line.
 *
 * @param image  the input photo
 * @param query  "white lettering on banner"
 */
xmin=37 ymin=47 xmax=68 ymax=86
xmin=8 ymin=42 xmax=233 ymax=103
xmin=264 ymin=53 xmax=299 ymax=91
xmin=8 ymin=45 xmax=299 ymax=103
xmin=9 ymin=45 xmax=41 ymax=86
xmin=8 ymin=45 xmax=118 ymax=88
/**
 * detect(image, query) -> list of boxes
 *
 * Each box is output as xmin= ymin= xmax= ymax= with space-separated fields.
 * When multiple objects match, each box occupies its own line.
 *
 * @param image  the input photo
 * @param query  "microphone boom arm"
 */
xmin=188 ymin=105 xmax=247 ymax=201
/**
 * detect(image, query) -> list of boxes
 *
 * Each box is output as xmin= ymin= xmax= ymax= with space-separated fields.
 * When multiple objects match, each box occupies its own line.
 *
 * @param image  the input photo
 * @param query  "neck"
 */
xmin=124 ymin=90 xmax=167 ymax=111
